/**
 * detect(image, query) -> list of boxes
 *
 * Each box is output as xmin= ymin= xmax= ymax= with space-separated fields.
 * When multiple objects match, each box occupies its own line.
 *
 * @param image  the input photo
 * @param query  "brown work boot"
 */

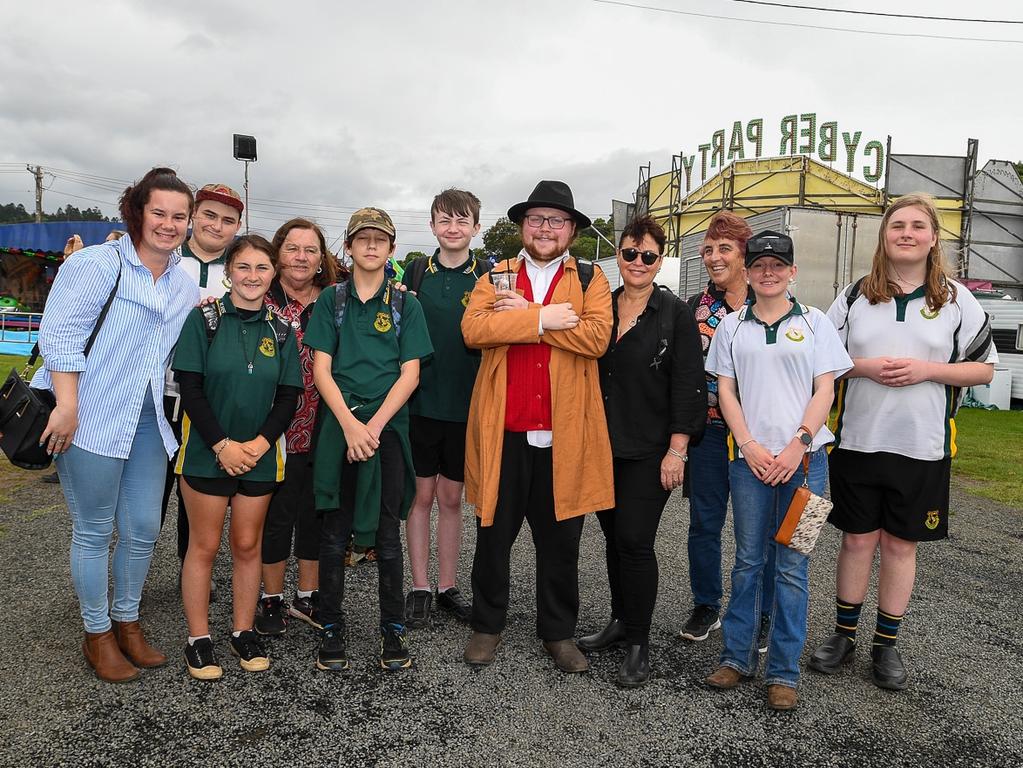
xmin=542 ymin=640 xmax=589 ymax=674
xmin=767 ymin=684 xmax=799 ymax=711
xmin=464 ymin=631 xmax=501 ymax=666
xmin=112 ymin=620 xmax=167 ymax=668
xmin=83 ymin=630 xmax=140 ymax=683
xmin=704 ymin=665 xmax=743 ymax=689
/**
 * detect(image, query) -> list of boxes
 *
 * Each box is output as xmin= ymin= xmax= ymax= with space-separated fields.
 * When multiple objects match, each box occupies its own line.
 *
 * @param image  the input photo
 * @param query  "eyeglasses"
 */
xmin=281 ymin=244 xmax=322 ymax=257
xmin=524 ymin=214 xmax=569 ymax=230
xmin=620 ymin=248 xmax=660 ymax=266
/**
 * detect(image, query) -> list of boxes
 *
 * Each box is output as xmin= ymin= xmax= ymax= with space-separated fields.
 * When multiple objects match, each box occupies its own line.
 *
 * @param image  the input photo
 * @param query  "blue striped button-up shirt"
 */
xmin=31 ymin=237 xmax=200 ymax=459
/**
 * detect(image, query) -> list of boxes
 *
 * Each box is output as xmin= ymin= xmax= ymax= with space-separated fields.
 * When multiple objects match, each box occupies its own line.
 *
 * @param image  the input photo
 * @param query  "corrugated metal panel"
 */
xmin=595 ymin=257 xmax=621 ymax=292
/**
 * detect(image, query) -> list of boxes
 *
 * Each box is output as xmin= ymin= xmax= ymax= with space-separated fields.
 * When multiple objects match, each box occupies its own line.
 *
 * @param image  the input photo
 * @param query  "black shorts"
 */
xmin=181 ymin=474 xmax=278 ymax=498
xmin=827 ymin=448 xmax=951 ymax=542
xmin=409 ymin=415 xmax=466 ymax=482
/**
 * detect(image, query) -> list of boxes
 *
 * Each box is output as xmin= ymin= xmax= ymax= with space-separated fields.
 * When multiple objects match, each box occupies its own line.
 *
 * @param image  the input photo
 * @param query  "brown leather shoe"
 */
xmin=704 ymin=665 xmax=743 ymax=689
xmin=767 ymin=684 xmax=799 ymax=711
xmin=542 ymin=640 xmax=589 ymax=674
xmin=112 ymin=620 xmax=167 ymax=668
xmin=83 ymin=630 xmax=140 ymax=683
xmin=464 ymin=632 xmax=501 ymax=666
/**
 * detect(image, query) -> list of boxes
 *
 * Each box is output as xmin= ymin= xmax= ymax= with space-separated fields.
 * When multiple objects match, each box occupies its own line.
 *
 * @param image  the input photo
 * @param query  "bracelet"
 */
xmin=738 ymin=438 xmax=755 ymax=451
xmin=667 ymin=447 xmax=688 ymax=462
xmin=215 ymin=438 xmax=232 ymax=457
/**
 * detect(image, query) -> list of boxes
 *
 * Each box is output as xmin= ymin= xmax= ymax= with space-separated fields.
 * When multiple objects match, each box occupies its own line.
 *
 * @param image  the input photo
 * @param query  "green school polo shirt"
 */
xmin=172 ymin=296 xmax=303 ymax=481
xmin=403 ymin=252 xmax=486 ymax=422
xmin=303 ymin=277 xmax=433 ymax=405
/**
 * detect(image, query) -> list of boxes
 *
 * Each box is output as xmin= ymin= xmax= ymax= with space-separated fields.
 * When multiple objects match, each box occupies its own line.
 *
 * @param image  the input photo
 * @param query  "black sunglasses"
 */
xmin=746 ymin=235 xmax=793 ymax=257
xmin=620 ymin=248 xmax=660 ymax=266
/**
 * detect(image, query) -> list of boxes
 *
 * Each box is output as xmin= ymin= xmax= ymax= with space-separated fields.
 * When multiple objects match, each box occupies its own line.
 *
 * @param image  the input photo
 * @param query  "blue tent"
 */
xmin=0 ymin=221 xmax=126 ymax=253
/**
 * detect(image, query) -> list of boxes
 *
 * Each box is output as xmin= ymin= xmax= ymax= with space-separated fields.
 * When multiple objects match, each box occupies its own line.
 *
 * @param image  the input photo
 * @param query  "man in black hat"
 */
xmin=460 ymin=180 xmax=615 ymax=673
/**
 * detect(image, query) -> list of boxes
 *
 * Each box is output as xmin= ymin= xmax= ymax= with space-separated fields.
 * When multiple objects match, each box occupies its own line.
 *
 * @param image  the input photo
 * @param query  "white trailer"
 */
xmin=977 ymin=295 xmax=1023 ymax=402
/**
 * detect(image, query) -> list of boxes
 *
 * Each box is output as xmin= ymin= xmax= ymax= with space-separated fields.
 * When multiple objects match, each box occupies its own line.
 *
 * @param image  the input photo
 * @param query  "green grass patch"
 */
xmin=953 ymin=407 xmax=1023 ymax=508
xmin=0 ymin=353 xmax=40 ymax=377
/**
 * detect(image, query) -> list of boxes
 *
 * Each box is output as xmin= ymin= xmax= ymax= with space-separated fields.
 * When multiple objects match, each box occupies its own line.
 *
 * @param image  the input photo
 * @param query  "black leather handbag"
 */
xmin=0 ymin=264 xmax=121 ymax=470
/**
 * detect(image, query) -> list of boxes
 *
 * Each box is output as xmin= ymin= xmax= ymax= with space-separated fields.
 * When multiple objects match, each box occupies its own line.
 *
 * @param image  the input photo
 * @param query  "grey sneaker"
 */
xmin=680 ymin=605 xmax=721 ymax=641
xmin=404 ymin=589 xmax=433 ymax=629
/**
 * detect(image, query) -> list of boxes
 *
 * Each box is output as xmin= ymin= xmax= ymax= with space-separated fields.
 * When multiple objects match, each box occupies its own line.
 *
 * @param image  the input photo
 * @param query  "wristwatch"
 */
xmin=796 ymin=425 xmax=813 ymax=446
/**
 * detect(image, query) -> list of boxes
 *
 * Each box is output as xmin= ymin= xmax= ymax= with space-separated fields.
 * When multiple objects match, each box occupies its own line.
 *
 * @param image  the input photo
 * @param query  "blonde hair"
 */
xmin=862 ymin=192 xmax=955 ymax=313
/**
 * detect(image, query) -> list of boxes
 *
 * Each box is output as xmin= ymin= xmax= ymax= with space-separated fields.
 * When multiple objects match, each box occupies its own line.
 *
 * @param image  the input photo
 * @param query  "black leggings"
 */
xmin=262 ymin=451 xmax=321 ymax=563
xmin=595 ymin=454 xmax=670 ymax=644
xmin=318 ymin=431 xmax=405 ymax=628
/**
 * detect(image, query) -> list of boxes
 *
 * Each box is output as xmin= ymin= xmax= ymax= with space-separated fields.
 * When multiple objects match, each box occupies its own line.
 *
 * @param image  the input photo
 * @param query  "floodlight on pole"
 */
xmin=233 ymin=134 xmax=257 ymax=233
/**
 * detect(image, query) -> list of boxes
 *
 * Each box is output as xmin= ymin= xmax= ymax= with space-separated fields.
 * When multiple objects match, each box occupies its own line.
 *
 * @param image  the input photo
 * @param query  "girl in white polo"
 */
xmin=808 ymin=193 xmax=996 ymax=691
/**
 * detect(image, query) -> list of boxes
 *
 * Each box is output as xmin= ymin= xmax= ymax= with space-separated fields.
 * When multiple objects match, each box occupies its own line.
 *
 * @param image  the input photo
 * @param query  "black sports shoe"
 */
xmin=680 ymin=605 xmax=721 ymax=641
xmin=871 ymin=644 xmax=908 ymax=690
xmin=229 ymin=630 xmax=270 ymax=672
xmin=255 ymin=595 xmax=287 ymax=636
xmin=316 ymin=624 xmax=350 ymax=672
xmin=185 ymin=637 xmax=223 ymax=681
xmin=379 ymin=622 xmax=412 ymax=671
xmin=405 ymin=589 xmax=433 ymax=629
xmin=289 ymin=591 xmax=322 ymax=629
xmin=436 ymin=587 xmax=472 ymax=623
xmin=758 ymin=614 xmax=771 ymax=654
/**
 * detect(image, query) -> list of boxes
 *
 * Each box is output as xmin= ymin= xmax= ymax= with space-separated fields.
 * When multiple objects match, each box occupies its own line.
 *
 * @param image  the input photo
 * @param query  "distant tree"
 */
xmin=400 ymin=250 xmax=428 ymax=268
xmin=0 ymin=202 xmax=33 ymax=224
xmin=482 ymin=217 xmax=522 ymax=263
xmin=0 ymin=202 xmax=110 ymax=224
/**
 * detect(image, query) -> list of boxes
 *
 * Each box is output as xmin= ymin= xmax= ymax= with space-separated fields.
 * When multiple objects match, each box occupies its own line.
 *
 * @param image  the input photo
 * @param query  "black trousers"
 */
xmin=159 ymin=395 xmax=189 ymax=561
xmin=471 ymin=432 xmax=584 ymax=641
xmin=595 ymin=454 xmax=671 ymax=644
xmin=318 ymin=431 xmax=405 ymax=628
xmin=262 ymin=451 xmax=321 ymax=564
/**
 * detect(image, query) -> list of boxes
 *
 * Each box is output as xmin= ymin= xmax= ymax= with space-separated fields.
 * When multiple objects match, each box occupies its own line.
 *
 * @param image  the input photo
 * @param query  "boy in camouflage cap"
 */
xmin=303 ymin=207 xmax=433 ymax=671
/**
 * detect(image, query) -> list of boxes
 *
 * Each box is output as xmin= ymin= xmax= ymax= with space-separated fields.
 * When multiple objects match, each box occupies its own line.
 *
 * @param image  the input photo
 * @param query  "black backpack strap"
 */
xmin=576 ymin=259 xmax=594 ymax=292
xmin=406 ymin=257 xmax=429 ymax=295
xmin=470 ymin=253 xmax=493 ymax=279
xmin=334 ymin=280 xmax=350 ymax=328
xmin=200 ymin=299 xmax=225 ymax=344
xmin=388 ymin=282 xmax=406 ymax=337
xmin=837 ymin=275 xmax=866 ymax=332
xmin=659 ymin=286 xmax=677 ymax=354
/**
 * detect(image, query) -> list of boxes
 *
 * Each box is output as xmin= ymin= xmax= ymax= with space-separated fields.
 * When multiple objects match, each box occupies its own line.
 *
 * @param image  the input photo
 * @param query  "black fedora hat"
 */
xmin=507 ymin=180 xmax=591 ymax=230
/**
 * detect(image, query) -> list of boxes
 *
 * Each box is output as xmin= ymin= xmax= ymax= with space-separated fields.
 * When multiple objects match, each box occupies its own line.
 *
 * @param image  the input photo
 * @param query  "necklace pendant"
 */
xmin=247 ymin=362 xmax=253 ymax=375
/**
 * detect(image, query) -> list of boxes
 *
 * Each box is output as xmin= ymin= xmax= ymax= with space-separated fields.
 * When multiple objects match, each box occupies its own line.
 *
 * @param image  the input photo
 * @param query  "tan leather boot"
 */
xmin=112 ymin=620 xmax=167 ymax=668
xmin=83 ymin=630 xmax=139 ymax=683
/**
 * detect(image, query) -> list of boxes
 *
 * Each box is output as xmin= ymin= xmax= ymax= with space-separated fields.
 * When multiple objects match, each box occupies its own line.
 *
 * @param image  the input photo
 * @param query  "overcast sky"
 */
xmin=1 ymin=0 xmax=1020 ymax=255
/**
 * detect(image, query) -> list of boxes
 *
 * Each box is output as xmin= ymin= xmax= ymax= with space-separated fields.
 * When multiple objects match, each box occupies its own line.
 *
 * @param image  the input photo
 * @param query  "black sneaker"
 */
xmin=405 ymin=589 xmax=433 ymax=629
xmin=289 ymin=591 xmax=322 ymax=629
xmin=758 ymin=614 xmax=771 ymax=654
xmin=229 ymin=630 xmax=270 ymax=672
xmin=680 ymin=605 xmax=721 ymax=641
xmin=436 ymin=587 xmax=472 ymax=623
xmin=316 ymin=624 xmax=350 ymax=672
xmin=184 ymin=637 xmax=223 ymax=681
xmin=255 ymin=595 xmax=288 ymax=636
xmin=379 ymin=622 xmax=412 ymax=671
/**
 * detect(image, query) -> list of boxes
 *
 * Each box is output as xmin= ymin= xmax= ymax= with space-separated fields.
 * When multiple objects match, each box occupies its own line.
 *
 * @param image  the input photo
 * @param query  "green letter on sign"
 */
xmin=711 ymin=130 xmax=725 ymax=169
xmin=747 ymin=119 xmax=764 ymax=158
xmin=818 ymin=122 xmax=837 ymax=162
xmin=798 ymin=113 xmax=817 ymax=155
xmin=728 ymin=121 xmax=745 ymax=161
xmin=842 ymin=131 xmax=862 ymax=174
xmin=863 ymin=140 xmax=884 ymax=182
xmin=780 ymin=115 xmax=798 ymax=155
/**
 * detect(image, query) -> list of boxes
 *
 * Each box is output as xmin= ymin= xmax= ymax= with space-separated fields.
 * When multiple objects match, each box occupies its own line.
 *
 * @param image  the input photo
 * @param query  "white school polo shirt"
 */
xmin=706 ymin=299 xmax=852 ymax=455
xmin=826 ymin=279 xmax=997 ymax=461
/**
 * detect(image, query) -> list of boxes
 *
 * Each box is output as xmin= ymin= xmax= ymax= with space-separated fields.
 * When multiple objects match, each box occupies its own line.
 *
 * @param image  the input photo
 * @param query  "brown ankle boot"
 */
xmin=83 ymin=630 xmax=139 ymax=683
xmin=112 ymin=620 xmax=167 ymax=668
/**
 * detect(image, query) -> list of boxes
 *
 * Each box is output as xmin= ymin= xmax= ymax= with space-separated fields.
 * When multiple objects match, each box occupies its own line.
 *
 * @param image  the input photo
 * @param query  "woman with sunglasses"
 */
xmin=577 ymin=215 xmax=706 ymax=687
xmin=173 ymin=234 xmax=302 ymax=680
xmin=703 ymin=230 xmax=851 ymax=710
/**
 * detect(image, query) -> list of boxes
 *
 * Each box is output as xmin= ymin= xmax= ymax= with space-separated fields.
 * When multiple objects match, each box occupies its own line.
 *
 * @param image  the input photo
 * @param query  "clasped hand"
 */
xmin=218 ymin=438 xmax=268 ymax=476
xmin=743 ymin=440 xmax=804 ymax=487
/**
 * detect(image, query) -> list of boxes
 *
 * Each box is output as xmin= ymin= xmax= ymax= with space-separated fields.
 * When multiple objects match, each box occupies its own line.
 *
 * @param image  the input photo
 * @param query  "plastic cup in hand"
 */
xmin=493 ymin=272 xmax=517 ymax=293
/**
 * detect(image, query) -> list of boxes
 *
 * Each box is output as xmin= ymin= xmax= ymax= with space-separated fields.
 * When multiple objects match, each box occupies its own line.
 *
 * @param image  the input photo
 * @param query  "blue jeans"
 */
xmin=720 ymin=448 xmax=827 ymax=687
xmin=57 ymin=392 xmax=167 ymax=633
xmin=687 ymin=424 xmax=774 ymax=614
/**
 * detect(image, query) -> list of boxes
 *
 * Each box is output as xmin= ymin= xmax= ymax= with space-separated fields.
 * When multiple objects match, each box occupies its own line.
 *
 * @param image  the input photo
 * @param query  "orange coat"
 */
xmin=461 ymin=256 xmax=615 ymax=527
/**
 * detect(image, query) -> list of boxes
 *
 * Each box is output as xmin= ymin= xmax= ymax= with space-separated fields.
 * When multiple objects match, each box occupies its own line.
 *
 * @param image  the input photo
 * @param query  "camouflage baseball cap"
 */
xmin=346 ymin=207 xmax=396 ymax=239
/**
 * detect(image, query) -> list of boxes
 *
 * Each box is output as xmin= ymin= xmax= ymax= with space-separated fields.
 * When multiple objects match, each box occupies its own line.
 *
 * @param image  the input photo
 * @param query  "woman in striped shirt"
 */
xmin=33 ymin=168 xmax=200 ymax=683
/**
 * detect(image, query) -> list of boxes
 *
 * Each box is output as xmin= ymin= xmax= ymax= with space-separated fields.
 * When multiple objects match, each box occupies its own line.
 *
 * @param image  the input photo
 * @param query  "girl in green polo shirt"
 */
xmin=172 ymin=234 xmax=303 ymax=681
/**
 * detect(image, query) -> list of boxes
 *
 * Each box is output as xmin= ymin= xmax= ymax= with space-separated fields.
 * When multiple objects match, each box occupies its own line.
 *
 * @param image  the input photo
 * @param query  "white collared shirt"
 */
xmin=517 ymin=248 xmax=570 ymax=448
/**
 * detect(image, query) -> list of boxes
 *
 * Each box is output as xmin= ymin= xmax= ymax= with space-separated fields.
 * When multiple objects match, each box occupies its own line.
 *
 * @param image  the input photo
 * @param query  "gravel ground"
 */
xmin=1 ymin=472 xmax=1021 ymax=767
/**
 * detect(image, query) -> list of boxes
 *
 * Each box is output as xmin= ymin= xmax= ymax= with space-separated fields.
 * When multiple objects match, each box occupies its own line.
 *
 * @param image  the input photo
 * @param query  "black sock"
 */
xmin=835 ymin=598 xmax=863 ymax=641
xmin=872 ymin=609 xmax=903 ymax=648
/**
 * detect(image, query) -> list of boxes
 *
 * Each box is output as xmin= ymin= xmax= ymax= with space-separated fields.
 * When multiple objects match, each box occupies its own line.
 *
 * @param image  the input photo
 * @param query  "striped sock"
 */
xmin=835 ymin=598 xmax=862 ymax=641
xmin=872 ymin=609 xmax=904 ymax=648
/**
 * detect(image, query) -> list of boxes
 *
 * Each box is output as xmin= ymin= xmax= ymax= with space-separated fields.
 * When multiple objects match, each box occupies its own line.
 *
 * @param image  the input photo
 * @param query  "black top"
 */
xmin=599 ymin=284 xmax=707 ymax=460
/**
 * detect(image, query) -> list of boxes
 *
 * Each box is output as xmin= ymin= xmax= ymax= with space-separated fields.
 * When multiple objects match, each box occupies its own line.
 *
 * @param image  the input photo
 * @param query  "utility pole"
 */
xmin=26 ymin=165 xmax=43 ymax=223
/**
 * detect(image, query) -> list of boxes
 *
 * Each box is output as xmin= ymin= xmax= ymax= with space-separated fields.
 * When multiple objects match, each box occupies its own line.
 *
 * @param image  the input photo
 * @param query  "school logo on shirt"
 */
xmin=784 ymin=328 xmax=805 ymax=342
xmin=259 ymin=337 xmax=276 ymax=357
xmin=374 ymin=312 xmax=392 ymax=333
xmin=924 ymin=509 xmax=940 ymax=530
xmin=920 ymin=307 xmax=940 ymax=320
xmin=462 ymin=290 xmax=471 ymax=307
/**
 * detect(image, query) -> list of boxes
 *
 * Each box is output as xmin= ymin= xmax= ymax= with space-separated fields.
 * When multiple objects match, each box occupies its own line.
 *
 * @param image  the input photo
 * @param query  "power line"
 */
xmin=593 ymin=0 xmax=1023 ymax=43
xmin=729 ymin=0 xmax=1023 ymax=24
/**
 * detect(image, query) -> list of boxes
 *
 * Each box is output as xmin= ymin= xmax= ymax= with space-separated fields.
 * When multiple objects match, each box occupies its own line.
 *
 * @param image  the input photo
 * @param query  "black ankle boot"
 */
xmin=617 ymin=644 xmax=651 ymax=688
xmin=577 ymin=618 xmax=627 ymax=652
